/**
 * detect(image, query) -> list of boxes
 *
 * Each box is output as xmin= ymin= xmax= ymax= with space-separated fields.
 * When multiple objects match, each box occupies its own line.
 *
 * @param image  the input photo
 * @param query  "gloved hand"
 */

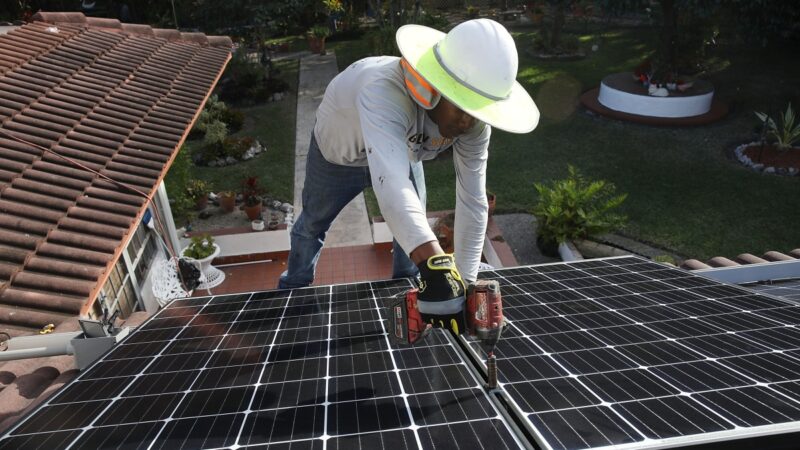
xmin=416 ymin=254 xmax=467 ymax=335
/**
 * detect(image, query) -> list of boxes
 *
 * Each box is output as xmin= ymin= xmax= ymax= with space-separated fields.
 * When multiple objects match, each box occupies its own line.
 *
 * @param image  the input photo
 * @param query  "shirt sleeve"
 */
xmin=453 ymin=123 xmax=491 ymax=281
xmin=357 ymin=83 xmax=437 ymax=257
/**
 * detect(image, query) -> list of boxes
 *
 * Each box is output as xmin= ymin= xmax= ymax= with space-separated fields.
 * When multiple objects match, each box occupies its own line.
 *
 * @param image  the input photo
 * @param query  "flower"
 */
xmin=241 ymin=176 xmax=264 ymax=207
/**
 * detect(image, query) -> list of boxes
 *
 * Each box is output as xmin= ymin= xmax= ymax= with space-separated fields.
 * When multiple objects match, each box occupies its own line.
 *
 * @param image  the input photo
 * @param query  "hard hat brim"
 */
xmin=396 ymin=24 xmax=540 ymax=134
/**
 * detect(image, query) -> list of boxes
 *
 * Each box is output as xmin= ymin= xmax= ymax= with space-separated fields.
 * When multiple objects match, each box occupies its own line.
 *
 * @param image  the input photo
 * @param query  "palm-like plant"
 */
xmin=755 ymin=103 xmax=800 ymax=151
xmin=532 ymin=166 xmax=628 ymax=249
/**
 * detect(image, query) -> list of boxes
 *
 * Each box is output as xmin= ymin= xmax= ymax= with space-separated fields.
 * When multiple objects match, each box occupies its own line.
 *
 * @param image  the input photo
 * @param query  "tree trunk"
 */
xmin=659 ymin=0 xmax=678 ymax=71
xmin=550 ymin=1 xmax=567 ymax=49
xmin=390 ymin=0 xmax=403 ymax=28
xmin=368 ymin=0 xmax=384 ymax=27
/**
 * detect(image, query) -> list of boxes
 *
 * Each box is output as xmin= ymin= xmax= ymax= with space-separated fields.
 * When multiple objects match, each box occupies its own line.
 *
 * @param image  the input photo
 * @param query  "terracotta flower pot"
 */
xmin=194 ymin=194 xmax=208 ymax=211
xmin=243 ymin=203 xmax=263 ymax=221
xmin=308 ymin=36 xmax=326 ymax=55
xmin=219 ymin=193 xmax=236 ymax=213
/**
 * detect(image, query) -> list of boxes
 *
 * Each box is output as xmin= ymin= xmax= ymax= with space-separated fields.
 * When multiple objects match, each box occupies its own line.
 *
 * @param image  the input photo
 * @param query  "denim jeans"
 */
xmin=278 ymin=135 xmax=425 ymax=289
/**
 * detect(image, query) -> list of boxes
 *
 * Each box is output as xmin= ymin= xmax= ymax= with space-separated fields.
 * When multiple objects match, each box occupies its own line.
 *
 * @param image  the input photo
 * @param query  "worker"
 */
xmin=279 ymin=19 xmax=539 ymax=332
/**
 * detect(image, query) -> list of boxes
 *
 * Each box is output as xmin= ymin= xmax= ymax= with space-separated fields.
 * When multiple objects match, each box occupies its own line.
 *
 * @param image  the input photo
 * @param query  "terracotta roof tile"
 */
xmin=0 ymin=14 xmax=231 ymax=335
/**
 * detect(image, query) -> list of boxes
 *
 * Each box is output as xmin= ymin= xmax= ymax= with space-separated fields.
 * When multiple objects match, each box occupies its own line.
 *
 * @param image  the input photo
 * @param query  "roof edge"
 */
xmin=31 ymin=11 xmax=231 ymax=48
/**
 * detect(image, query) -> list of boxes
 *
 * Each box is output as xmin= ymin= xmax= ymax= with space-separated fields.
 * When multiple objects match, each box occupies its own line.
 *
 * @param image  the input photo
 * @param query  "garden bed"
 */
xmin=735 ymin=142 xmax=800 ymax=176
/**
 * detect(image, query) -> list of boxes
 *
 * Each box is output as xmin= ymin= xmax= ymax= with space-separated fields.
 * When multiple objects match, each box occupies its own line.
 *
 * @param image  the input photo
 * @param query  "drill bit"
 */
xmin=486 ymin=351 xmax=498 ymax=389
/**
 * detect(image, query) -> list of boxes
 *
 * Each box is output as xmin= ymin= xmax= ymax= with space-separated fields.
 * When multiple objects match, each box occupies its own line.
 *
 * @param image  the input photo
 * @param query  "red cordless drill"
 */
xmin=389 ymin=279 xmax=504 ymax=388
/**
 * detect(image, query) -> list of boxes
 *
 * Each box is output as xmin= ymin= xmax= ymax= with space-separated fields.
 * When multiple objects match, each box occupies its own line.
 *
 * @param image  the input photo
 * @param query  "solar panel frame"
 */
xmin=469 ymin=256 xmax=800 ymax=450
xmin=0 ymin=279 xmax=529 ymax=450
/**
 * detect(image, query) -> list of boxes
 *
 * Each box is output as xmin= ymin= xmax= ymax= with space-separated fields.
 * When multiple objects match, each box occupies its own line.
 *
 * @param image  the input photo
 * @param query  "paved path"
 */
xmin=294 ymin=52 xmax=373 ymax=248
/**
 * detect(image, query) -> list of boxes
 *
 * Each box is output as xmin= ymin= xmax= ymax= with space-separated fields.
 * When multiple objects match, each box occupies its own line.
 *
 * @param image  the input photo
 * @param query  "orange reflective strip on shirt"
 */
xmin=401 ymin=58 xmax=435 ymax=93
xmin=405 ymin=78 xmax=431 ymax=107
xmin=401 ymin=58 xmax=437 ymax=108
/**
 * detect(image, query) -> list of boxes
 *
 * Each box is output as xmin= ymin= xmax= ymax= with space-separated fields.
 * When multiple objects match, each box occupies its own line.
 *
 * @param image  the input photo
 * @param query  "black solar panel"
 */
xmin=6 ymin=255 xmax=800 ymax=450
xmin=0 ymin=279 xmax=523 ymax=450
xmin=472 ymin=256 xmax=800 ymax=450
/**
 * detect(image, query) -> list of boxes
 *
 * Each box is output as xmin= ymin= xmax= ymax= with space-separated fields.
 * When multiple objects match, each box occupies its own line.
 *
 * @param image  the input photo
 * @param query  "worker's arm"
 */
xmin=410 ymin=240 xmax=443 ymax=264
xmin=357 ymin=82 xmax=438 ymax=258
xmin=453 ymin=123 xmax=492 ymax=281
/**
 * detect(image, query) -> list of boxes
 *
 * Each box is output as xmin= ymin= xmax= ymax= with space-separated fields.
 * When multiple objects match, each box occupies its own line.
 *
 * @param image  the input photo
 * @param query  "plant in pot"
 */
xmin=181 ymin=233 xmax=220 ymax=274
xmin=531 ymin=165 xmax=627 ymax=259
xmin=241 ymin=175 xmax=265 ymax=221
xmin=307 ymin=25 xmax=331 ymax=55
xmin=219 ymin=190 xmax=236 ymax=213
xmin=185 ymin=179 xmax=210 ymax=210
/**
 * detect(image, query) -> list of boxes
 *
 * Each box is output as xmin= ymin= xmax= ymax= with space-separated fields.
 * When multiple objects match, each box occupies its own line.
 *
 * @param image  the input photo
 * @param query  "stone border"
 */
xmin=734 ymin=141 xmax=800 ymax=176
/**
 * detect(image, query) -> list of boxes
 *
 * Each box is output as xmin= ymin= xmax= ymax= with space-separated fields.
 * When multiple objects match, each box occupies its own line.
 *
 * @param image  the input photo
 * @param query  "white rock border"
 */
xmin=734 ymin=141 xmax=800 ymax=176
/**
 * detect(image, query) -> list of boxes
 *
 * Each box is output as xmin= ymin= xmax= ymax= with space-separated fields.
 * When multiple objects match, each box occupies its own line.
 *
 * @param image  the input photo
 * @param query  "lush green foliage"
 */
xmin=532 ymin=166 xmax=628 ymax=245
xmin=308 ymin=25 xmax=331 ymax=38
xmin=217 ymin=49 xmax=289 ymax=106
xmin=180 ymin=58 xmax=299 ymax=213
xmin=755 ymin=103 xmax=800 ymax=150
xmin=183 ymin=234 xmax=216 ymax=260
xmin=184 ymin=179 xmax=210 ymax=202
xmin=164 ymin=145 xmax=194 ymax=224
xmin=368 ymin=26 xmax=400 ymax=56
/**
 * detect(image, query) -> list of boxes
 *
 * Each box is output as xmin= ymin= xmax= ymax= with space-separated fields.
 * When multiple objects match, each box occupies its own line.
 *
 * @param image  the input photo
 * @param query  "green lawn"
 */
xmin=174 ymin=26 xmax=799 ymax=260
xmin=333 ymin=26 xmax=800 ymax=260
xmin=166 ymin=57 xmax=299 ymax=223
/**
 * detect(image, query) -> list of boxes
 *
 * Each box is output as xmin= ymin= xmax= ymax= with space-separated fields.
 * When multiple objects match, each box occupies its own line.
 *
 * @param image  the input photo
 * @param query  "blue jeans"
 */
xmin=278 ymin=135 xmax=425 ymax=289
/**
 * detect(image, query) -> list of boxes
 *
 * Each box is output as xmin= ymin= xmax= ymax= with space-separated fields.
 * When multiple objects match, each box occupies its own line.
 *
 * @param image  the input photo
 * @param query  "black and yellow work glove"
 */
xmin=416 ymin=254 xmax=467 ymax=335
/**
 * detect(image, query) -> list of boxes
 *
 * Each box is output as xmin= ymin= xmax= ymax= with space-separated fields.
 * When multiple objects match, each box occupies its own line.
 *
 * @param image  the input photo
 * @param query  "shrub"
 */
xmin=164 ymin=145 xmax=194 ymax=223
xmin=220 ymin=108 xmax=245 ymax=133
xmin=184 ymin=179 xmax=210 ymax=202
xmin=203 ymin=120 xmax=228 ymax=148
xmin=369 ymin=26 xmax=399 ymax=56
xmin=223 ymin=136 xmax=255 ymax=160
xmin=412 ymin=11 xmax=450 ymax=31
xmin=755 ymin=103 xmax=800 ymax=150
xmin=532 ymin=165 xmax=628 ymax=247
xmin=308 ymin=25 xmax=331 ymax=39
xmin=218 ymin=49 xmax=268 ymax=105
xmin=183 ymin=234 xmax=216 ymax=260
xmin=188 ymin=95 xmax=247 ymax=141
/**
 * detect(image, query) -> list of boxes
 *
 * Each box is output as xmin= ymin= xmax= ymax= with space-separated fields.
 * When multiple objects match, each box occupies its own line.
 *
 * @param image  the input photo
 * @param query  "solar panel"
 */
xmin=470 ymin=256 xmax=800 ymax=450
xmin=0 ymin=279 xmax=525 ymax=450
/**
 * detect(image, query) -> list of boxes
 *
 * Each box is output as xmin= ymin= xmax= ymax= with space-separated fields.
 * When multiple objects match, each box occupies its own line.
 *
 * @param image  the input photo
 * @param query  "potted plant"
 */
xmin=241 ymin=176 xmax=265 ymax=221
xmin=307 ymin=25 xmax=330 ymax=55
xmin=181 ymin=233 xmax=220 ymax=274
xmin=185 ymin=179 xmax=210 ymax=210
xmin=531 ymin=165 xmax=628 ymax=258
xmin=219 ymin=190 xmax=236 ymax=213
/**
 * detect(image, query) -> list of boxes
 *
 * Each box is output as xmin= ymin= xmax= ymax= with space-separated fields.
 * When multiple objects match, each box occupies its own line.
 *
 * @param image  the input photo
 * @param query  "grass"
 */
xmin=165 ymin=58 xmax=299 ymax=223
xmin=176 ymin=25 xmax=799 ymax=260
xmin=336 ymin=25 xmax=800 ymax=260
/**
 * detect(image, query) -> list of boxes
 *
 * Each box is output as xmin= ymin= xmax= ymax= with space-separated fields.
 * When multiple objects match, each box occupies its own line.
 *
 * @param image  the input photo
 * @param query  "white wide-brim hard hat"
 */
xmin=396 ymin=19 xmax=539 ymax=134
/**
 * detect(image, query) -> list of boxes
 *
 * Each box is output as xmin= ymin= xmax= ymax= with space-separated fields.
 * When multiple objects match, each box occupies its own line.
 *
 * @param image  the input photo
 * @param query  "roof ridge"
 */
xmin=31 ymin=11 xmax=232 ymax=48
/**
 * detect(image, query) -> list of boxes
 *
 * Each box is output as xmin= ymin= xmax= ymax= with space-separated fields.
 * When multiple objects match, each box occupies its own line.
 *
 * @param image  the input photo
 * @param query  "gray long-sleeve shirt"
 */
xmin=314 ymin=56 xmax=490 ymax=280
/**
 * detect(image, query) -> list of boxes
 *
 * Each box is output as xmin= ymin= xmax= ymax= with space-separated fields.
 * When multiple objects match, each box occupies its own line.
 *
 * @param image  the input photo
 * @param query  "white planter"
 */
xmin=252 ymin=219 xmax=265 ymax=231
xmin=182 ymin=243 xmax=220 ymax=273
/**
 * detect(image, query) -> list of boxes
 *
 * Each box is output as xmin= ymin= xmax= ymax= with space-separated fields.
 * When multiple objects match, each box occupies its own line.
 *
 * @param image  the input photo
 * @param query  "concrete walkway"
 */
xmin=293 ymin=52 xmax=373 ymax=248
